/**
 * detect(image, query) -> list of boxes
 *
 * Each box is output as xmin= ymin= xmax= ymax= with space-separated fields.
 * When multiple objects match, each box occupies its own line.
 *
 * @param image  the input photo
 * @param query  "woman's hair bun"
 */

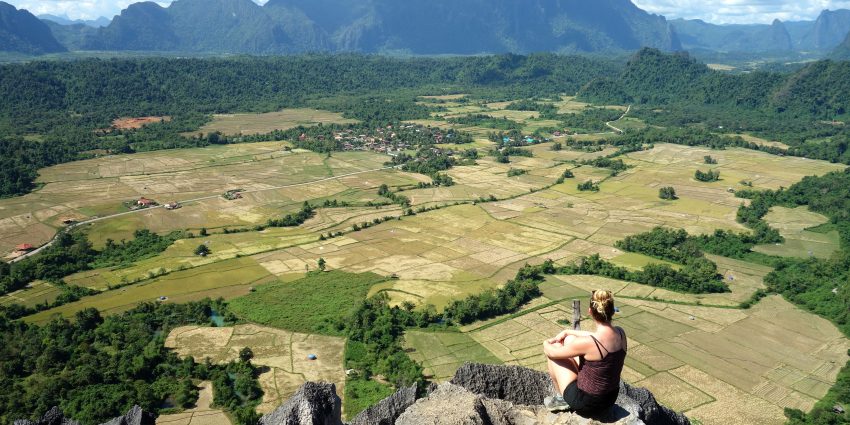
xmin=590 ymin=290 xmax=615 ymax=322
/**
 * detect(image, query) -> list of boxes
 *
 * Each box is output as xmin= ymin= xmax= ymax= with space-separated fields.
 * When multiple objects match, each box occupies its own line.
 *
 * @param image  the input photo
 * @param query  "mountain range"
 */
xmin=2 ymin=0 xmax=850 ymax=57
xmin=0 ymin=1 xmax=65 ymax=54
xmin=671 ymin=9 xmax=850 ymax=53
xmin=4 ymin=0 xmax=682 ymax=54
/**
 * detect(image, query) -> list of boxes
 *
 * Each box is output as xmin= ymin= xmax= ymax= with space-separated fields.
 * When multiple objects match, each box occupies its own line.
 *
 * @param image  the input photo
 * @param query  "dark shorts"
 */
xmin=563 ymin=381 xmax=618 ymax=415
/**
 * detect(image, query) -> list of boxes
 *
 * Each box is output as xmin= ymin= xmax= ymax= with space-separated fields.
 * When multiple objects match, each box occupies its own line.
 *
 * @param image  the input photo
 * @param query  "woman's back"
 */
xmin=577 ymin=327 xmax=626 ymax=396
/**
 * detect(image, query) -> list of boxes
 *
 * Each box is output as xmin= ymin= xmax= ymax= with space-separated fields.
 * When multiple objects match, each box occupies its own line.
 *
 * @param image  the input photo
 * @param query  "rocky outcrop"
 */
xmin=260 ymin=382 xmax=343 ymax=425
xmin=450 ymin=363 xmax=556 ymax=405
xmin=19 ymin=364 xmax=688 ymax=425
xmin=349 ymin=384 xmax=418 ymax=425
xmin=257 ymin=363 xmax=689 ymax=425
xmin=14 ymin=406 xmax=153 ymax=425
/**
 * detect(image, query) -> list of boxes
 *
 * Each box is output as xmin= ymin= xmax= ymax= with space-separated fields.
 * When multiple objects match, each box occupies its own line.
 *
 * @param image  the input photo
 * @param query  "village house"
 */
xmin=15 ymin=243 xmax=34 ymax=253
xmin=137 ymin=197 xmax=155 ymax=207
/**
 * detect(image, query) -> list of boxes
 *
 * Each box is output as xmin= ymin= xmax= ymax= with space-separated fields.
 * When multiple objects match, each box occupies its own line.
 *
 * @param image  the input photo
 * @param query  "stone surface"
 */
xmin=15 ymin=364 xmax=690 ymax=425
xmin=450 ymin=363 xmax=556 ymax=406
xmin=14 ymin=406 xmax=152 ymax=425
xmin=99 ymin=406 xmax=155 ymax=425
xmin=260 ymin=382 xmax=343 ymax=425
xmin=349 ymin=383 xmax=417 ymax=425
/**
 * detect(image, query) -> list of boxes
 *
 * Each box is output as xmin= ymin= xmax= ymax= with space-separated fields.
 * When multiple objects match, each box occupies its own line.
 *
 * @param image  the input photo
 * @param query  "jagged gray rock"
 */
xmin=13 ymin=406 xmax=80 ymax=425
xmin=14 ymin=406 xmax=152 ymax=425
xmin=260 ymin=382 xmax=343 ymax=425
xmin=98 ymin=406 xmax=155 ymax=425
xmin=16 ymin=364 xmax=688 ymax=425
xmin=396 ymin=383 xmax=514 ymax=425
xmin=349 ymin=383 xmax=417 ymax=425
xmin=450 ymin=363 xmax=556 ymax=406
xmin=619 ymin=384 xmax=689 ymax=425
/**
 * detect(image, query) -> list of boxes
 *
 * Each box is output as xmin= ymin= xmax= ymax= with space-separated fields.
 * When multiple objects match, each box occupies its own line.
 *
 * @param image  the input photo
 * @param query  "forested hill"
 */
xmin=579 ymin=48 xmax=850 ymax=118
xmin=41 ymin=0 xmax=681 ymax=54
xmin=0 ymin=2 xmax=66 ymax=54
xmin=832 ymin=32 xmax=850 ymax=60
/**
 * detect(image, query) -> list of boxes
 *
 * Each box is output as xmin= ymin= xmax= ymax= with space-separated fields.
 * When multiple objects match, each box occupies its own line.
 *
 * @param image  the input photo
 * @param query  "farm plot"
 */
xmin=156 ymin=381 xmax=232 ymax=425
xmin=753 ymin=206 xmax=840 ymax=259
xmin=193 ymin=108 xmax=356 ymax=136
xmin=404 ymin=330 xmax=503 ymax=381
xmin=164 ymin=323 xmax=346 ymax=414
xmin=0 ymin=145 xmax=398 ymax=253
xmin=458 ymin=284 xmax=849 ymax=425
xmin=26 ymin=257 xmax=275 ymax=323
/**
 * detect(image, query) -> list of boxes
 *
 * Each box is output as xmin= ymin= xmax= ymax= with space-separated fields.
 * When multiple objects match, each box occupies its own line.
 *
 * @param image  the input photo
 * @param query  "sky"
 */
xmin=5 ymin=0 xmax=850 ymax=24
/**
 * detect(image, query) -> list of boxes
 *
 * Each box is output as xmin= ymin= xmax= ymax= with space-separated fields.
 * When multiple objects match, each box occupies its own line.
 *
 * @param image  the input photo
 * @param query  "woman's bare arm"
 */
xmin=548 ymin=328 xmax=593 ymax=344
xmin=543 ymin=336 xmax=590 ymax=359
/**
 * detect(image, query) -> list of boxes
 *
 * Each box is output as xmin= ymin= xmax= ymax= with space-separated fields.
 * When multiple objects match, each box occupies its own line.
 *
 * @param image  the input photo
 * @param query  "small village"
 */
xmin=295 ymin=123 xmax=473 ymax=155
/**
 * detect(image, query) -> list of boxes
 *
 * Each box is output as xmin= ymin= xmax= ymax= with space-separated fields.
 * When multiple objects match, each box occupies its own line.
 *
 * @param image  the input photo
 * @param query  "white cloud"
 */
xmin=633 ymin=0 xmax=850 ymax=24
xmin=6 ymin=0 xmax=850 ymax=24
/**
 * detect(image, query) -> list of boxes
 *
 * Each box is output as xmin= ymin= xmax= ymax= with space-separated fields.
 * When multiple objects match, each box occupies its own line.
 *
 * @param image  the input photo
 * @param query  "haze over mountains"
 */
xmin=2 ymin=0 xmax=850 ymax=57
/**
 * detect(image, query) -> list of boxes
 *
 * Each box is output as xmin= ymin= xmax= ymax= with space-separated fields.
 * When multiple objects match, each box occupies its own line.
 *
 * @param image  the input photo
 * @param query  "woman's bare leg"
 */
xmin=547 ymin=335 xmax=581 ymax=394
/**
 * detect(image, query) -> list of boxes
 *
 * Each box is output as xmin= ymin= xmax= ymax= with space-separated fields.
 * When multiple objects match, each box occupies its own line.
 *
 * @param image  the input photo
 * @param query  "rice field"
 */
xmin=164 ymin=323 xmax=346 ymax=414
xmin=2 ymin=101 xmax=849 ymax=425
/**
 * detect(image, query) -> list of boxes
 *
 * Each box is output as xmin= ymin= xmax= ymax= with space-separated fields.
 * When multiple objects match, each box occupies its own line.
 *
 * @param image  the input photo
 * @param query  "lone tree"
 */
xmin=318 ymin=257 xmax=327 ymax=271
xmin=239 ymin=346 xmax=254 ymax=362
xmin=704 ymin=155 xmax=718 ymax=164
xmin=659 ymin=186 xmax=677 ymax=200
xmin=194 ymin=244 xmax=211 ymax=257
xmin=551 ymin=142 xmax=563 ymax=151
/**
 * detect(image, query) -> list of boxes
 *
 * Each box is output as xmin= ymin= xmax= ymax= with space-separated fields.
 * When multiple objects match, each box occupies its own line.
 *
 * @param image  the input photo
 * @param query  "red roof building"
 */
xmin=16 ymin=244 xmax=34 ymax=252
xmin=138 ymin=197 xmax=154 ymax=206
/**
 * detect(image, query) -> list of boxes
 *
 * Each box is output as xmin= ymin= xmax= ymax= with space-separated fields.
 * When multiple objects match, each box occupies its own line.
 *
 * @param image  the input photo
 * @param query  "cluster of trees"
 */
xmin=447 ymin=114 xmax=521 ymax=131
xmin=388 ymin=148 xmax=456 ymax=177
xmin=577 ymin=180 xmax=600 ymax=192
xmin=0 ymin=229 xmax=183 ymax=299
xmin=555 ymin=169 xmax=575 ymax=184
xmin=580 ymin=156 xmax=630 ymax=176
xmin=504 ymin=100 xmax=558 ymax=118
xmin=507 ymin=168 xmax=527 ymax=177
xmin=267 ymin=202 xmax=315 ymax=228
xmin=561 ymin=253 xmax=728 ymax=294
xmin=695 ymin=169 xmax=720 ymax=182
xmin=0 ymin=299 xmax=262 ymax=425
xmin=559 ymin=108 xmax=624 ymax=133
xmin=377 ymin=184 xmax=411 ymax=207
xmin=92 ymin=230 xmax=184 ymax=268
xmin=443 ymin=262 xmax=550 ymax=324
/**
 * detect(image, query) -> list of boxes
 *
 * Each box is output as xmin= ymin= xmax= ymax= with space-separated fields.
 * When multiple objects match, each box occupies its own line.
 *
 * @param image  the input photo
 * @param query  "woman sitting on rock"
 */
xmin=542 ymin=289 xmax=627 ymax=415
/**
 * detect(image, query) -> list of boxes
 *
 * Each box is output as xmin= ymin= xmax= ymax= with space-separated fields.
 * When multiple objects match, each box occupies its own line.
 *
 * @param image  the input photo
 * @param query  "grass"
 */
xmin=228 ymin=270 xmax=389 ymax=335
xmin=344 ymin=377 xmax=395 ymax=419
xmin=193 ymin=108 xmax=357 ymax=136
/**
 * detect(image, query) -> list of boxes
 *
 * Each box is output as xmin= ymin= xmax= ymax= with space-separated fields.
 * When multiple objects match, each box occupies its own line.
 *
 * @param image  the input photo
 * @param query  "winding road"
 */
xmin=605 ymin=104 xmax=631 ymax=134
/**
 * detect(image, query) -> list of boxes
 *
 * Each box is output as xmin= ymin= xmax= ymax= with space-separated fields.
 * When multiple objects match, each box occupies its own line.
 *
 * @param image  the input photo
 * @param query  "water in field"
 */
xmin=210 ymin=309 xmax=225 ymax=327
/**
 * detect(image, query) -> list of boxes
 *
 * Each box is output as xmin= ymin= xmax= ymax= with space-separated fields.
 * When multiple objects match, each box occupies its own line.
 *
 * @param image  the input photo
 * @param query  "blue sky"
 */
xmin=7 ymin=0 xmax=850 ymax=24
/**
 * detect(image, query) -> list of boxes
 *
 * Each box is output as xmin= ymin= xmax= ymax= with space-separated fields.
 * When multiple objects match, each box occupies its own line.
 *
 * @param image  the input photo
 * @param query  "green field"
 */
xmin=404 ymin=330 xmax=503 ymax=381
xmin=753 ymin=206 xmax=840 ymax=259
xmin=228 ymin=270 xmax=388 ymax=335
